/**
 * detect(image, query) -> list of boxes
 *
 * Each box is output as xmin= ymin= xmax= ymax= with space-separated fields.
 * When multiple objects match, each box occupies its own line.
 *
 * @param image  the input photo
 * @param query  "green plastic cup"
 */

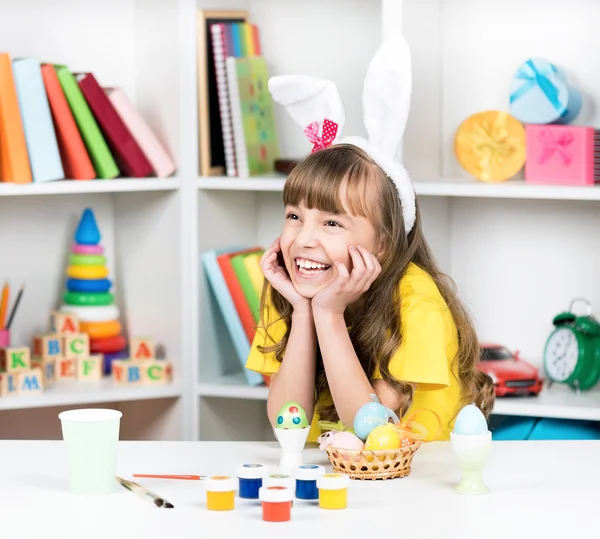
xmin=59 ymin=408 xmax=122 ymax=495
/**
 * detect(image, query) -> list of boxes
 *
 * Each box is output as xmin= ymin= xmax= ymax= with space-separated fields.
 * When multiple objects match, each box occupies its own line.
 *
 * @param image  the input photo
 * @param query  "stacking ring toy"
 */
xmin=102 ymin=349 xmax=130 ymax=374
xmin=64 ymin=292 xmax=114 ymax=306
xmin=69 ymin=254 xmax=107 ymax=266
xmin=80 ymin=320 xmax=122 ymax=339
xmin=59 ymin=304 xmax=119 ymax=322
xmin=90 ymin=335 xmax=127 ymax=354
xmin=72 ymin=244 xmax=104 ymax=255
xmin=67 ymin=265 xmax=109 ymax=279
xmin=66 ymin=278 xmax=111 ymax=293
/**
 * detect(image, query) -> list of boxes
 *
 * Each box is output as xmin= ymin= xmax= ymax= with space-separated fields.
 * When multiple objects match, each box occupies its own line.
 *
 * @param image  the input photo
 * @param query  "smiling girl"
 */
xmin=245 ymin=33 xmax=494 ymax=442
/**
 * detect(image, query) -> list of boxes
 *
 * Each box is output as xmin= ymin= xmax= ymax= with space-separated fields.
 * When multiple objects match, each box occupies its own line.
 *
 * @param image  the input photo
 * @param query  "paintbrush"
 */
xmin=133 ymin=473 xmax=205 ymax=480
xmin=116 ymin=476 xmax=175 ymax=508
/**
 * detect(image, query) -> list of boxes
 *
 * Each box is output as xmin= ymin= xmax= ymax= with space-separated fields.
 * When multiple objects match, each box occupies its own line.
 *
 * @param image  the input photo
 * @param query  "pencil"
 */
xmin=0 ymin=282 xmax=8 ymax=329
xmin=5 ymin=285 xmax=24 ymax=330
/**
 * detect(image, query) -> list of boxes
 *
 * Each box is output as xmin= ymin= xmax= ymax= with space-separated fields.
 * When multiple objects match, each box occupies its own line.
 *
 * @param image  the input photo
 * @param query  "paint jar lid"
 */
xmin=317 ymin=473 xmax=350 ymax=490
xmin=264 ymin=473 xmax=295 ymax=490
xmin=294 ymin=464 xmax=325 ymax=481
xmin=237 ymin=463 xmax=267 ymax=479
xmin=259 ymin=485 xmax=294 ymax=503
xmin=205 ymin=475 xmax=236 ymax=492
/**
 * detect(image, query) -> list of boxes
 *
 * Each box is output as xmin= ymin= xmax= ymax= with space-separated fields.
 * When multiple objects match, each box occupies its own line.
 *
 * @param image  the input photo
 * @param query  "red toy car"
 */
xmin=477 ymin=343 xmax=543 ymax=397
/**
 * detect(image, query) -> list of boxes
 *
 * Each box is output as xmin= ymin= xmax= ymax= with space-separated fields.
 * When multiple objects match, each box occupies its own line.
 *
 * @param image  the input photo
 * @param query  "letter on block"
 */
xmin=63 ymin=333 xmax=90 ymax=359
xmin=33 ymin=334 xmax=63 ymax=360
xmin=142 ymin=360 xmax=172 ymax=385
xmin=56 ymin=358 xmax=76 ymax=380
xmin=31 ymin=357 xmax=56 ymax=385
xmin=77 ymin=355 xmax=103 ymax=380
xmin=0 ymin=346 xmax=31 ymax=373
xmin=112 ymin=360 xmax=142 ymax=385
xmin=51 ymin=311 xmax=80 ymax=334
xmin=130 ymin=337 xmax=155 ymax=360
xmin=0 ymin=372 xmax=19 ymax=396
xmin=19 ymin=368 xmax=43 ymax=394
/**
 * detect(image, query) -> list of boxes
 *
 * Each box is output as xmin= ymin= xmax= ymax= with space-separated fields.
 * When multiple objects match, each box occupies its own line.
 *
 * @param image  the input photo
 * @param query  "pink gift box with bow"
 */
xmin=525 ymin=124 xmax=600 ymax=186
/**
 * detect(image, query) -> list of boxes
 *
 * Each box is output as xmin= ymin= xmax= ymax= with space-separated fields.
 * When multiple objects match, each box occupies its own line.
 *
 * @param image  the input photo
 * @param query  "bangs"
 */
xmin=283 ymin=145 xmax=382 ymax=220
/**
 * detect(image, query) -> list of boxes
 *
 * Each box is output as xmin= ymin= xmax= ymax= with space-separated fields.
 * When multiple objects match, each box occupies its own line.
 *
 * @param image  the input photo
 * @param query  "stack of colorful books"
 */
xmin=0 ymin=54 xmax=176 ymax=183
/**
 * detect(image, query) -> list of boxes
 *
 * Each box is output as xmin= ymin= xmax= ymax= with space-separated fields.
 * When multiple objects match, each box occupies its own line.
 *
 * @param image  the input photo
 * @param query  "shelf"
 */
xmin=196 ymin=174 xmax=600 ymax=201
xmin=492 ymin=384 xmax=600 ymax=422
xmin=0 ymin=379 xmax=182 ymax=411
xmin=197 ymin=372 xmax=269 ymax=400
xmin=0 ymin=178 xmax=181 ymax=197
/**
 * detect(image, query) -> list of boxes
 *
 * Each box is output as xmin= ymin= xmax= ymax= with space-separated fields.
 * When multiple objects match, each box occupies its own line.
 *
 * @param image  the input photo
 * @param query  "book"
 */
xmin=104 ymin=87 xmax=176 ymax=178
xmin=230 ymin=250 xmax=263 ymax=322
xmin=41 ymin=64 xmax=95 ymax=180
xmin=55 ymin=65 xmax=119 ymax=179
xmin=77 ymin=73 xmax=153 ymax=178
xmin=0 ymin=53 xmax=32 ymax=183
xmin=12 ymin=57 xmax=64 ymax=182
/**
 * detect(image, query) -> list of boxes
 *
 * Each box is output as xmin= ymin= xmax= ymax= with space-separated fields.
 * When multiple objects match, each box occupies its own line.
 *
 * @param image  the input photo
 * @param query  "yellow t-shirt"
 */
xmin=245 ymin=263 xmax=462 ymax=443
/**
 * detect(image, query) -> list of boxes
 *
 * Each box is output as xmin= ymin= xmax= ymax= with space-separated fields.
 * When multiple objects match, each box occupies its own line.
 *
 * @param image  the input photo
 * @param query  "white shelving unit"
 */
xmin=3 ymin=0 xmax=600 ymax=442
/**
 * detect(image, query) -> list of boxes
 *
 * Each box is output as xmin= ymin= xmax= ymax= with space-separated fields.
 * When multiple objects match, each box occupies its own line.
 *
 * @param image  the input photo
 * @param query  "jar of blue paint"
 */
xmin=294 ymin=464 xmax=325 ymax=500
xmin=237 ymin=463 xmax=267 ymax=499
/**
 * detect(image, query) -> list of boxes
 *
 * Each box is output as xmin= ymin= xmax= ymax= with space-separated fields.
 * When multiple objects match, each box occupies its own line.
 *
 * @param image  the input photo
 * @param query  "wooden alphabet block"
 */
xmin=18 ymin=368 xmax=43 ymax=394
xmin=141 ymin=360 xmax=172 ymax=385
xmin=33 ymin=334 xmax=63 ymax=360
xmin=129 ymin=337 xmax=155 ymax=360
xmin=31 ymin=356 xmax=56 ymax=385
xmin=0 ymin=372 xmax=19 ymax=396
xmin=111 ymin=360 xmax=143 ymax=385
xmin=51 ymin=311 xmax=80 ymax=334
xmin=0 ymin=346 xmax=31 ymax=373
xmin=77 ymin=355 xmax=103 ymax=380
xmin=56 ymin=357 xmax=77 ymax=380
xmin=63 ymin=333 xmax=89 ymax=359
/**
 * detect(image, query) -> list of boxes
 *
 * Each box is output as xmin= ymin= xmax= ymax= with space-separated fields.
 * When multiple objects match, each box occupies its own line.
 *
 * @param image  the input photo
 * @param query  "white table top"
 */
xmin=0 ymin=439 xmax=594 ymax=538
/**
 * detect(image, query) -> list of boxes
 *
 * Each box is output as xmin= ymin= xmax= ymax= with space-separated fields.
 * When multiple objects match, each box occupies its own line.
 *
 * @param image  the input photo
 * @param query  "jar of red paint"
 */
xmin=258 ymin=486 xmax=294 ymax=522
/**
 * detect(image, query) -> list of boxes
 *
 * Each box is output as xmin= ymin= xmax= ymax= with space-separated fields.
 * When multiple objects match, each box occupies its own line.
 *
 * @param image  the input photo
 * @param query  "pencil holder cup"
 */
xmin=0 ymin=329 xmax=9 ymax=348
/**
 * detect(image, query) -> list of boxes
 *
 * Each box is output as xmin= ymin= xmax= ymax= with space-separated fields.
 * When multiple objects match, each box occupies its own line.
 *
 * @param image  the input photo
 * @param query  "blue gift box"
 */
xmin=509 ymin=58 xmax=581 ymax=125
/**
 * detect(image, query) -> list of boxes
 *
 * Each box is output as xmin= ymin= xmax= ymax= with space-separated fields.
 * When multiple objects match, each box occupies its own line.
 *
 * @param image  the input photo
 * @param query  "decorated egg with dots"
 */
xmin=275 ymin=401 xmax=309 ymax=429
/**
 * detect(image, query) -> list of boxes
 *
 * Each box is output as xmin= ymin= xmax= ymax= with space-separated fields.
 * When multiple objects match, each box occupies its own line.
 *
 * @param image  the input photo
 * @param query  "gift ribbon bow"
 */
xmin=538 ymin=129 xmax=573 ymax=166
xmin=304 ymin=118 xmax=338 ymax=152
xmin=510 ymin=59 xmax=563 ymax=111
xmin=457 ymin=115 xmax=517 ymax=181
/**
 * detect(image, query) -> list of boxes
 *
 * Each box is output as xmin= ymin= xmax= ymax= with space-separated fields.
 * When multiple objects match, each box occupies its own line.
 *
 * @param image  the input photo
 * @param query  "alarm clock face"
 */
xmin=545 ymin=328 xmax=579 ymax=381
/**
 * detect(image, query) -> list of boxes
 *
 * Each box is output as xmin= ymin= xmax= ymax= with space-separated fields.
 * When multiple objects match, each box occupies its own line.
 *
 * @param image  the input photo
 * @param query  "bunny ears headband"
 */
xmin=268 ymin=31 xmax=416 ymax=234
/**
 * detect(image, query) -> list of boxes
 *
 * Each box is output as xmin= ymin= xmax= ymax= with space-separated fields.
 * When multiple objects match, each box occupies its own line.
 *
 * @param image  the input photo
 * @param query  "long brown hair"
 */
xmin=258 ymin=144 xmax=494 ymax=425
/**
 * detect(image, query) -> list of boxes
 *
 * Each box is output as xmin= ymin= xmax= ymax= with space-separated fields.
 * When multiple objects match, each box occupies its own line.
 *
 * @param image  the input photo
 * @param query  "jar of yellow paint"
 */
xmin=205 ymin=476 xmax=236 ymax=511
xmin=316 ymin=473 xmax=350 ymax=510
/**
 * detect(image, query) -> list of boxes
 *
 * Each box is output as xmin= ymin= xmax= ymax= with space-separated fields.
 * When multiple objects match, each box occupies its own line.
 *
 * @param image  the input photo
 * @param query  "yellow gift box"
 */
xmin=454 ymin=110 xmax=526 ymax=182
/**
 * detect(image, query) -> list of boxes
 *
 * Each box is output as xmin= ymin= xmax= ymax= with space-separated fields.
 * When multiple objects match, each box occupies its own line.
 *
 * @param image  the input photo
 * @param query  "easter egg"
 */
xmin=328 ymin=431 xmax=365 ymax=451
xmin=353 ymin=402 xmax=391 ymax=441
xmin=453 ymin=404 xmax=488 ymax=435
xmin=365 ymin=424 xmax=401 ymax=451
xmin=275 ymin=401 xmax=309 ymax=429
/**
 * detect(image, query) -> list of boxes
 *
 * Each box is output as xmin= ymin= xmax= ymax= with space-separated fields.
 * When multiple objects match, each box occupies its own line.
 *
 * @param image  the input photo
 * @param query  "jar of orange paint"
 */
xmin=259 ymin=486 xmax=294 ymax=522
xmin=205 ymin=476 xmax=236 ymax=511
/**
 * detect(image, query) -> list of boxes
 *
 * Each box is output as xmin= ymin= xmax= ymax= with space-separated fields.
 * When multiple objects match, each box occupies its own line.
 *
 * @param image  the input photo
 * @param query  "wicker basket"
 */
xmin=324 ymin=441 xmax=422 ymax=480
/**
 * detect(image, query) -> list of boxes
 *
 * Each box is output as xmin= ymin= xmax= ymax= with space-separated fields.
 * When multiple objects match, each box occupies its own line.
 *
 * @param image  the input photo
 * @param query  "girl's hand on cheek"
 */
xmin=260 ymin=237 xmax=310 ymax=309
xmin=311 ymin=245 xmax=381 ymax=316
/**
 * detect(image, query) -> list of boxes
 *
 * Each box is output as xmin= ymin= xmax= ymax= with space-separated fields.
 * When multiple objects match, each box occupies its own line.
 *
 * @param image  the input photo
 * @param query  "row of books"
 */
xmin=209 ymin=21 xmax=280 ymax=177
xmin=201 ymin=245 xmax=270 ymax=386
xmin=0 ymin=54 xmax=176 ymax=183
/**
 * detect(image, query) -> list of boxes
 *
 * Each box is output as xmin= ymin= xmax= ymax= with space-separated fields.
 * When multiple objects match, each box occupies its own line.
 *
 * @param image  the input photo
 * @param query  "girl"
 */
xmin=245 ymin=33 xmax=494 ymax=442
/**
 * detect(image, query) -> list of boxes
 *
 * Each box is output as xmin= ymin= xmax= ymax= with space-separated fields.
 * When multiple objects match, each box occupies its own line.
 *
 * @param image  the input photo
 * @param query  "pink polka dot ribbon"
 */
xmin=304 ymin=118 xmax=338 ymax=152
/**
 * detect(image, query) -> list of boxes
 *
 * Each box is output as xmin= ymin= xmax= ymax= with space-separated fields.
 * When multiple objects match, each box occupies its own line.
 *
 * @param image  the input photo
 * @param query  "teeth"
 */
xmin=296 ymin=258 xmax=329 ymax=270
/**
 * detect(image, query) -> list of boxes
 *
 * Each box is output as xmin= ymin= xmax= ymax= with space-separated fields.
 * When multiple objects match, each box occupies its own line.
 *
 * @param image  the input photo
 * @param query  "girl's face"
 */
xmin=280 ymin=194 xmax=379 ymax=299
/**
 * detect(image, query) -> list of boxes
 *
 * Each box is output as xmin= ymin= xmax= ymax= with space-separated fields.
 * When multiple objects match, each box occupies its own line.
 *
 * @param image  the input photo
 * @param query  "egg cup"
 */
xmin=273 ymin=426 xmax=310 ymax=471
xmin=450 ymin=430 xmax=491 ymax=495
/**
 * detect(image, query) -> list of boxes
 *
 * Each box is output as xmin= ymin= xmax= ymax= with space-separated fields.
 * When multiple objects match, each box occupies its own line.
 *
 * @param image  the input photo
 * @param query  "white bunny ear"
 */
xmin=268 ymin=75 xmax=345 ymax=151
xmin=362 ymin=31 xmax=412 ymax=160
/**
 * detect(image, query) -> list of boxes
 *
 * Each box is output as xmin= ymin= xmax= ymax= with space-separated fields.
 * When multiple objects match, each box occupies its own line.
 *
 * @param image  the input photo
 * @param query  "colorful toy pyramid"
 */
xmin=60 ymin=208 xmax=128 ymax=373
